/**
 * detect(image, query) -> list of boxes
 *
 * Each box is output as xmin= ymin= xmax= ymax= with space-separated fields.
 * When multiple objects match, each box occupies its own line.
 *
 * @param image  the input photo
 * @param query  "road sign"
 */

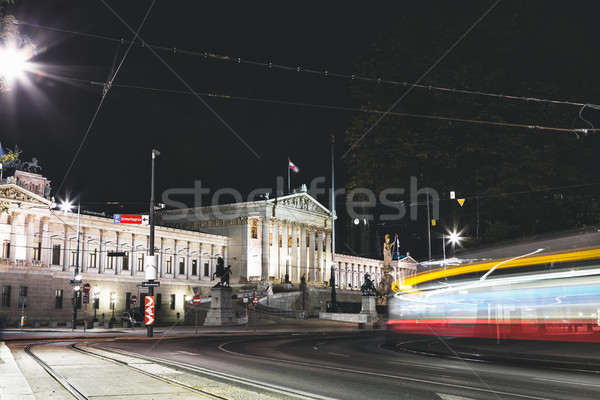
xmin=83 ymin=283 xmax=91 ymax=293
xmin=141 ymin=281 xmax=160 ymax=287
xmin=252 ymin=297 xmax=258 ymax=306
xmin=113 ymin=214 xmax=149 ymax=225
xmin=192 ymin=295 xmax=201 ymax=306
xmin=243 ymin=291 xmax=248 ymax=303
xmin=83 ymin=294 xmax=89 ymax=304
xmin=131 ymin=295 xmax=137 ymax=305
xmin=145 ymin=296 xmax=155 ymax=325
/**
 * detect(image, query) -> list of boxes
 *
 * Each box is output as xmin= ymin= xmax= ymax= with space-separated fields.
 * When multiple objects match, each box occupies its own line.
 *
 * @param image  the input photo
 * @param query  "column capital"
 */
xmin=25 ymin=214 xmax=36 ymax=223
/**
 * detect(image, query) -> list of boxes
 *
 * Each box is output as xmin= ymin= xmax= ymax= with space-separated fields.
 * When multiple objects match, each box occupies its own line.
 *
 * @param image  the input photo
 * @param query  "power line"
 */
xmin=21 ymin=21 xmax=600 ymax=111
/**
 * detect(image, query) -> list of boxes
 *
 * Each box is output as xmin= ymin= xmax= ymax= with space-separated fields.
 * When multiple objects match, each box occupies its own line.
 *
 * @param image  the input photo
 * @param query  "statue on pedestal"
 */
xmin=360 ymin=273 xmax=378 ymax=296
xmin=377 ymin=234 xmax=395 ymax=305
xmin=212 ymin=257 xmax=232 ymax=287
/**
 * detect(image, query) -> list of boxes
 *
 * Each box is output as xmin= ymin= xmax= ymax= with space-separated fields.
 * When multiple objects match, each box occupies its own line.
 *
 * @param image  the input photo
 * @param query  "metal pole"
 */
xmin=148 ymin=149 xmax=160 ymax=338
xmin=287 ymin=157 xmax=291 ymax=194
xmin=72 ymin=202 xmax=81 ymax=331
xmin=195 ymin=307 xmax=198 ymax=335
xmin=331 ymin=135 xmax=336 ymax=276
xmin=443 ymin=234 xmax=446 ymax=262
xmin=426 ymin=195 xmax=432 ymax=261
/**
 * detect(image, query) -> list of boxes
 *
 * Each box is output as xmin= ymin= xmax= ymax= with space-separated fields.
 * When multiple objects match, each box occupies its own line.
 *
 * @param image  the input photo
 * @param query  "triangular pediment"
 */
xmin=0 ymin=184 xmax=54 ymax=208
xmin=267 ymin=192 xmax=331 ymax=217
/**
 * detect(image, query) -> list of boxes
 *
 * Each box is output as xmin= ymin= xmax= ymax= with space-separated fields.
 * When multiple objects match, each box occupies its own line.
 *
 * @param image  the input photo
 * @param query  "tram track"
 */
xmin=22 ymin=341 xmax=331 ymax=399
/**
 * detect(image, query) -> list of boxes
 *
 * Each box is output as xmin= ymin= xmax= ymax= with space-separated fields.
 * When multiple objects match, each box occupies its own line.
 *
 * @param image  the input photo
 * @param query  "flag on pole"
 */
xmin=289 ymin=159 xmax=300 ymax=173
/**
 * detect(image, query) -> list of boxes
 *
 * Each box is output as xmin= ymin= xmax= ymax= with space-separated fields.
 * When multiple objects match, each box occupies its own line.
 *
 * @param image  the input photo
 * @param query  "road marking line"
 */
xmin=328 ymin=352 xmax=350 ymax=358
xmin=217 ymin=339 xmax=552 ymax=400
xmin=388 ymin=361 xmax=444 ymax=370
xmin=172 ymin=351 xmax=199 ymax=356
xmin=437 ymin=394 xmax=478 ymax=400
xmin=313 ymin=346 xmax=319 ymax=351
xmin=534 ymin=378 xmax=600 ymax=387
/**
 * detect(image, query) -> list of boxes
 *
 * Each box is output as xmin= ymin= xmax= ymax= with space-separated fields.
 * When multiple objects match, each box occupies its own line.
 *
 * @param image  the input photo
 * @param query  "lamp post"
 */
xmin=61 ymin=200 xmax=81 ymax=330
xmin=147 ymin=149 xmax=160 ymax=338
xmin=442 ymin=231 xmax=462 ymax=263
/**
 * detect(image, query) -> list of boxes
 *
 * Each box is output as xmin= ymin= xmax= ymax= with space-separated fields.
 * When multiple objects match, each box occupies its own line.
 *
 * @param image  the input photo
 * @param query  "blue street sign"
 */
xmin=113 ymin=214 xmax=121 ymax=223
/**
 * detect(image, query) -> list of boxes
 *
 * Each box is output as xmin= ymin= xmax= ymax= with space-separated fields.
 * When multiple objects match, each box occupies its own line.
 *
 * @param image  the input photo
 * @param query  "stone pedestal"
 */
xmin=359 ymin=295 xmax=378 ymax=323
xmin=204 ymin=286 xmax=237 ymax=326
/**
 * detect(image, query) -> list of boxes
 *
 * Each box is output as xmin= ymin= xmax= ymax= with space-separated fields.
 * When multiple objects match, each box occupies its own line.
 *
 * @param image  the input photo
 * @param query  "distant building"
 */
xmin=159 ymin=192 xmax=417 ymax=289
xmin=0 ymin=172 xmax=417 ymax=327
xmin=0 ymin=172 xmax=227 ymax=327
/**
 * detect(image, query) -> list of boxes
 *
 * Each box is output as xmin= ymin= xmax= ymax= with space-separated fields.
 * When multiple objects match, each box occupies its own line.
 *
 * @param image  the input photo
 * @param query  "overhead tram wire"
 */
xmin=53 ymin=1 xmax=157 ymax=196
xmin=21 ymin=21 xmax=600 ymax=112
xmin=35 ymin=71 xmax=598 ymax=136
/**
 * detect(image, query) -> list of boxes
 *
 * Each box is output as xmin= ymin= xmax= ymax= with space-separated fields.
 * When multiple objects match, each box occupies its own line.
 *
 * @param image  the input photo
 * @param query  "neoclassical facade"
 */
xmin=0 ymin=177 xmax=228 ymax=326
xmin=159 ymin=193 xmax=417 ymax=289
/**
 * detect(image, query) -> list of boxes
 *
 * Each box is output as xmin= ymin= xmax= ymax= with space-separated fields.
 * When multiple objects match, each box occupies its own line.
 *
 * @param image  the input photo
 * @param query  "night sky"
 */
xmin=3 ymin=1 xmax=600 ymax=259
xmin=1 ymin=1 xmax=403 ymax=206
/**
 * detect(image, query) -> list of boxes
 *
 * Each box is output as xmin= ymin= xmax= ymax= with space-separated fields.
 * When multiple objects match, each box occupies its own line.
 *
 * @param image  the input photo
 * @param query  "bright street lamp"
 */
xmin=443 ymin=230 xmax=462 ymax=262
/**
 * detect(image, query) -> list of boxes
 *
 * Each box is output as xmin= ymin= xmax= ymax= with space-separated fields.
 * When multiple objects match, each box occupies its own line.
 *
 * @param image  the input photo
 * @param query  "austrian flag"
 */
xmin=289 ymin=159 xmax=300 ymax=173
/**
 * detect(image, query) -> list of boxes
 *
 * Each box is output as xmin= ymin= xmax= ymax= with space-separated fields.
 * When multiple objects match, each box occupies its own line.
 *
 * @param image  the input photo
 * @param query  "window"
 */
xmin=74 ymin=291 xmax=82 ymax=309
xmin=88 ymin=249 xmax=97 ymax=268
xmin=122 ymin=252 xmax=129 ymax=271
xmin=52 ymin=244 xmax=61 ymax=265
xmin=191 ymin=259 xmax=198 ymax=276
xmin=137 ymin=253 xmax=144 ymax=272
xmin=179 ymin=257 xmax=185 ymax=275
xmin=269 ymin=232 xmax=273 ymax=246
xmin=279 ymin=235 xmax=282 ymax=248
xmin=55 ymin=289 xmax=63 ymax=309
xmin=70 ymin=250 xmax=78 ymax=266
xmin=251 ymin=221 xmax=258 ymax=239
xmin=156 ymin=293 xmax=162 ymax=310
xmin=19 ymin=286 xmax=27 ymax=308
xmin=125 ymin=292 xmax=131 ymax=309
xmin=204 ymin=262 xmax=209 ymax=277
xmin=169 ymin=294 xmax=175 ymax=310
xmin=93 ymin=292 xmax=99 ymax=309
xmin=33 ymin=243 xmax=41 ymax=261
xmin=106 ymin=254 xmax=114 ymax=269
xmin=1 ymin=286 xmax=10 ymax=307
xmin=2 ymin=240 xmax=9 ymax=258
xmin=166 ymin=256 xmax=172 ymax=274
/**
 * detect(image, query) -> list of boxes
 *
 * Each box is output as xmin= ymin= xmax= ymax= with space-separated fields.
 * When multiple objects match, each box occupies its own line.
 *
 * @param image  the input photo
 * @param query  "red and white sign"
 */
xmin=192 ymin=295 xmax=201 ymax=306
xmin=113 ymin=214 xmax=149 ymax=225
xmin=145 ymin=296 xmax=155 ymax=325
xmin=83 ymin=283 xmax=91 ymax=293
xmin=131 ymin=295 xmax=137 ymax=305
xmin=252 ymin=297 xmax=258 ymax=306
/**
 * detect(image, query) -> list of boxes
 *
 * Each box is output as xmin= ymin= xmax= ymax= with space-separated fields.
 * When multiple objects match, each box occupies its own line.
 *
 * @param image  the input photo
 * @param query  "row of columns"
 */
xmin=260 ymin=217 xmax=332 ymax=284
xmin=4 ymin=213 xmax=226 ymax=282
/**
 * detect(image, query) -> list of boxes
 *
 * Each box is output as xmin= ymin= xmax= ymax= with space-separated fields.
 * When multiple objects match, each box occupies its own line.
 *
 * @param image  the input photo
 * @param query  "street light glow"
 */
xmin=59 ymin=200 xmax=73 ymax=212
xmin=448 ymin=231 xmax=461 ymax=245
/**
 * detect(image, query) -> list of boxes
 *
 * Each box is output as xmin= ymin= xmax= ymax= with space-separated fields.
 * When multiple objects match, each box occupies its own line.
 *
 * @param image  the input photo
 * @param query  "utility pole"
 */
xmin=147 ymin=149 xmax=160 ymax=338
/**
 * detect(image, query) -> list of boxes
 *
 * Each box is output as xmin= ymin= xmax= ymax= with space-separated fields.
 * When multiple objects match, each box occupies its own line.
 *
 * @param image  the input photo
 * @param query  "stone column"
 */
xmin=272 ymin=221 xmax=279 ymax=281
xmin=41 ymin=218 xmax=50 ymax=267
xmin=131 ymin=234 xmax=137 ymax=277
xmin=198 ymin=243 xmax=204 ymax=280
xmin=62 ymin=224 xmax=69 ymax=271
xmin=25 ymin=215 xmax=34 ymax=265
xmin=173 ymin=239 xmax=179 ymax=279
xmin=317 ymin=230 xmax=323 ymax=283
xmin=81 ymin=228 xmax=88 ymax=271
xmin=160 ymin=237 xmax=165 ymax=278
xmin=308 ymin=228 xmax=315 ymax=282
xmin=186 ymin=241 xmax=191 ymax=279
xmin=282 ymin=223 xmax=289 ymax=282
xmin=291 ymin=224 xmax=298 ymax=282
xmin=98 ymin=230 xmax=105 ymax=273
xmin=300 ymin=225 xmax=307 ymax=281
xmin=115 ymin=232 xmax=121 ymax=275
xmin=8 ymin=213 xmax=19 ymax=265
xmin=261 ymin=217 xmax=270 ymax=281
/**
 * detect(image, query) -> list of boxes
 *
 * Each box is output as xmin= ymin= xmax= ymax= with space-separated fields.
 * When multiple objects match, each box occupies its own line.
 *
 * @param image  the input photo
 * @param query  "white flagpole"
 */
xmin=287 ymin=157 xmax=291 ymax=194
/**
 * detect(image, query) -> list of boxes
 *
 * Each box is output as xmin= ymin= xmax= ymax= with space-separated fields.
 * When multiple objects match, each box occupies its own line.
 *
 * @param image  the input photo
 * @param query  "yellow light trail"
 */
xmin=393 ymin=247 xmax=600 ymax=292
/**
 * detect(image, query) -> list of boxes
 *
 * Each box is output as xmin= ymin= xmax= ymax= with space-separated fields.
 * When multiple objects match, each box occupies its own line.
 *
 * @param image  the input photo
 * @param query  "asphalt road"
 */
xmin=92 ymin=332 xmax=600 ymax=400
